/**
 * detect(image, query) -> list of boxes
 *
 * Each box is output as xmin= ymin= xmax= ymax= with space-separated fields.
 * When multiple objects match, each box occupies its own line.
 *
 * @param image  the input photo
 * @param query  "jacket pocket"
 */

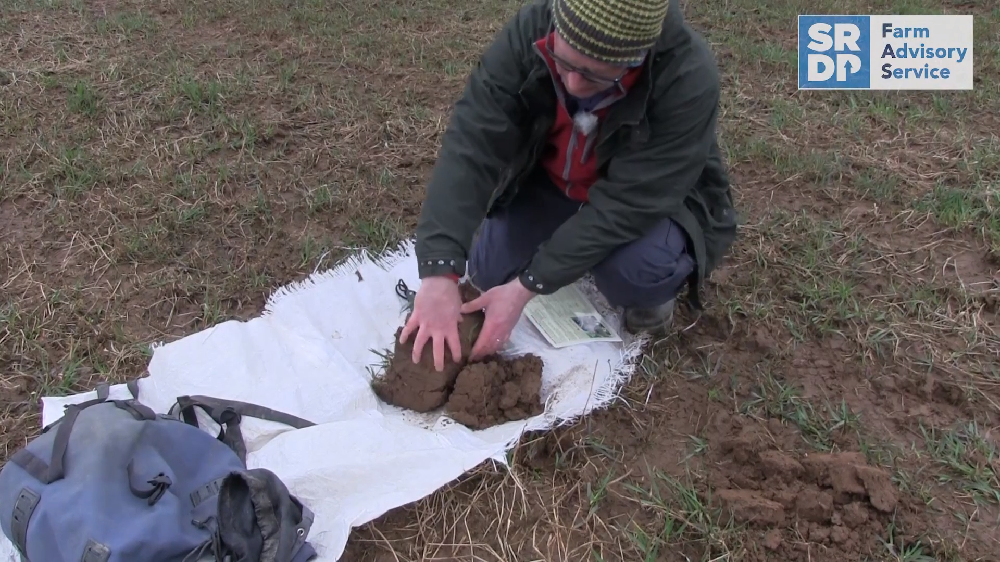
xmin=627 ymin=121 xmax=650 ymax=148
xmin=698 ymin=187 xmax=738 ymax=275
xmin=487 ymin=118 xmax=550 ymax=215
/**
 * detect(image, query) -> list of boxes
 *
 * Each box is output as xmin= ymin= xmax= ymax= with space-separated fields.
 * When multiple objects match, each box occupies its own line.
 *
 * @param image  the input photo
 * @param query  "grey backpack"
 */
xmin=0 ymin=383 xmax=319 ymax=562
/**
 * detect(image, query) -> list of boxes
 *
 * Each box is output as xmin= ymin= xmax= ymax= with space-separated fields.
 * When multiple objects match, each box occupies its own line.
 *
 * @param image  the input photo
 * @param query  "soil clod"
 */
xmin=371 ymin=281 xmax=545 ymax=429
xmin=712 ymin=425 xmax=902 ymax=560
xmin=445 ymin=353 xmax=544 ymax=430
xmin=717 ymin=489 xmax=785 ymax=526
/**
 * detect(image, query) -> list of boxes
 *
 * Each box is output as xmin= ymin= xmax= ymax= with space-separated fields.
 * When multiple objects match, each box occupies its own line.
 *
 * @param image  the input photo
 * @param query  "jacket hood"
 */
xmin=652 ymin=0 xmax=689 ymax=54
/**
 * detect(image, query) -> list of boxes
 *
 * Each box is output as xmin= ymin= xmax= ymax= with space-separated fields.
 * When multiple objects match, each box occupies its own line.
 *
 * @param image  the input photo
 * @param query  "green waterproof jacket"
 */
xmin=413 ymin=0 xmax=737 ymax=308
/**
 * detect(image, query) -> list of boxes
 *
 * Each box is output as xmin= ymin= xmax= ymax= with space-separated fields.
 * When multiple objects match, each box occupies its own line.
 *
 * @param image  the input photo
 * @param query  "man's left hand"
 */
xmin=460 ymin=278 xmax=536 ymax=360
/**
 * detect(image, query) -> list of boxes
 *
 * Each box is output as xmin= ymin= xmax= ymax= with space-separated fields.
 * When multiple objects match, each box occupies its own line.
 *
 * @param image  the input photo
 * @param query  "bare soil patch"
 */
xmin=714 ymin=431 xmax=899 ymax=559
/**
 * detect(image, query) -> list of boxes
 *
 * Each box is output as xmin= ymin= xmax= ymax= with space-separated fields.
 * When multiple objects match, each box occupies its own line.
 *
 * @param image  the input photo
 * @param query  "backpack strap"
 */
xmin=9 ymin=392 xmax=111 ymax=484
xmin=10 ymin=381 xmax=149 ymax=484
xmin=113 ymin=399 xmax=157 ymax=421
xmin=172 ymin=396 xmax=316 ymax=464
xmin=126 ymin=379 xmax=140 ymax=400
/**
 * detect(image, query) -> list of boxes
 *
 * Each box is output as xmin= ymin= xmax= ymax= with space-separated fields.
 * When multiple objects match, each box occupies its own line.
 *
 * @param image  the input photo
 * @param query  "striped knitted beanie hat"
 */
xmin=552 ymin=0 xmax=669 ymax=66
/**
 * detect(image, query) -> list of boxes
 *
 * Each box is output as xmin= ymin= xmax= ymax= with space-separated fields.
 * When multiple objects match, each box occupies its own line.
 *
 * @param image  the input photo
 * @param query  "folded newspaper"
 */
xmin=523 ymin=283 xmax=622 ymax=348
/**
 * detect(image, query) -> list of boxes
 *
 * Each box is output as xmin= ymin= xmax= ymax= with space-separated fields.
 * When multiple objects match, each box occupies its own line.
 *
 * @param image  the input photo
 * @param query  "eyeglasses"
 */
xmin=545 ymin=41 xmax=627 ymax=87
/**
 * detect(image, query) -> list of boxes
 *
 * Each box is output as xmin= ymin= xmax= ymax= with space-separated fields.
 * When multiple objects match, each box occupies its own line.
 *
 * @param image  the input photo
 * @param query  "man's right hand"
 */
xmin=398 ymin=275 xmax=463 ymax=372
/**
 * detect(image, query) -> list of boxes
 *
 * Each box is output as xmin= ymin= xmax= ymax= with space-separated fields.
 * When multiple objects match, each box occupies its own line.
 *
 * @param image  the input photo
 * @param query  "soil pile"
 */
xmin=372 ymin=314 xmax=484 ymax=412
xmin=713 ymin=428 xmax=899 ymax=559
xmin=445 ymin=353 xmax=544 ymax=430
xmin=372 ymin=282 xmax=544 ymax=429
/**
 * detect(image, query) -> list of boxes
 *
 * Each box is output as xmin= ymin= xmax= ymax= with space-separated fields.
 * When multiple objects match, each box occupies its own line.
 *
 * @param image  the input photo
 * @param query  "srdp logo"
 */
xmin=798 ymin=15 xmax=871 ymax=89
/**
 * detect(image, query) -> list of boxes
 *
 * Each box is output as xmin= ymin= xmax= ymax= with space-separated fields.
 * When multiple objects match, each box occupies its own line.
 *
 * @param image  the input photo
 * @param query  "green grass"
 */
xmin=915 ymin=183 xmax=1000 ymax=255
xmin=621 ymin=471 xmax=747 ymax=561
xmin=741 ymin=371 xmax=863 ymax=451
xmin=921 ymin=421 xmax=1000 ymax=507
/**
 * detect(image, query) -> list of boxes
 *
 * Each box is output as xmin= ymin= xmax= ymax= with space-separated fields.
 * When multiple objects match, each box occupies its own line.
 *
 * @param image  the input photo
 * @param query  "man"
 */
xmin=401 ymin=0 xmax=738 ymax=371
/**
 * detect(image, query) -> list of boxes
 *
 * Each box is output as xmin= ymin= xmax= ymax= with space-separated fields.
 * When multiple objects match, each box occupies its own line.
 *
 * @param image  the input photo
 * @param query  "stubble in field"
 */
xmin=2 ymin=0 xmax=998 ymax=560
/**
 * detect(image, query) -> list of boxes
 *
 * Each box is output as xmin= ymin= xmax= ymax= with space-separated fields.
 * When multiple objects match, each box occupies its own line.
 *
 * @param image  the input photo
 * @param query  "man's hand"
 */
xmin=399 ymin=276 xmax=463 ymax=372
xmin=460 ymin=278 xmax=535 ymax=360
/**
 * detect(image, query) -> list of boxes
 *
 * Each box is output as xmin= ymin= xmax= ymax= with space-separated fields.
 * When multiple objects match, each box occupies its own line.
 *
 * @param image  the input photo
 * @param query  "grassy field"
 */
xmin=2 ymin=0 xmax=998 ymax=560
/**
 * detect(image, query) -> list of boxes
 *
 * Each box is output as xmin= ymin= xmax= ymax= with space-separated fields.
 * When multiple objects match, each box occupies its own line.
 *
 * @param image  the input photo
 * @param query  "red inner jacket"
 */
xmin=534 ymin=33 xmax=645 ymax=202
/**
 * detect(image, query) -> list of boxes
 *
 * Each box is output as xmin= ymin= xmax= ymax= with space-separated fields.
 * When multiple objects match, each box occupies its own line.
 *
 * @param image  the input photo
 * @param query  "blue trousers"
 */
xmin=468 ymin=174 xmax=696 ymax=308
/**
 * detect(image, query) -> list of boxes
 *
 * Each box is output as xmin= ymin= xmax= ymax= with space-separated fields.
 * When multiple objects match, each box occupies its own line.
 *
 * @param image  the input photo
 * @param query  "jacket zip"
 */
xmin=530 ymin=40 xmax=640 ymax=198
xmin=562 ymin=130 xmax=576 ymax=196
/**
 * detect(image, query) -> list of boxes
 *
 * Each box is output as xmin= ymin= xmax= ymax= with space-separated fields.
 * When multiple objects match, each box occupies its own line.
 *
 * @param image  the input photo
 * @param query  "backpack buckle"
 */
xmin=81 ymin=539 xmax=111 ymax=562
xmin=10 ymin=488 xmax=40 ymax=557
xmin=216 ymin=407 xmax=241 ymax=426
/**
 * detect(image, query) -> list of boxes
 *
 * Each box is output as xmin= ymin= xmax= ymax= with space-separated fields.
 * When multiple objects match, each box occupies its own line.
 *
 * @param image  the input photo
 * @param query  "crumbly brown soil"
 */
xmin=445 ymin=353 xmax=544 ymax=430
xmin=372 ymin=282 xmax=545 ymax=428
xmin=711 ymin=424 xmax=899 ymax=558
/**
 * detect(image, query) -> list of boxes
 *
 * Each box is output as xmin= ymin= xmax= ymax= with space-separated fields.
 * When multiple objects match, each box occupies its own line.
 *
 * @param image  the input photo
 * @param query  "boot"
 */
xmin=624 ymin=299 xmax=675 ymax=336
